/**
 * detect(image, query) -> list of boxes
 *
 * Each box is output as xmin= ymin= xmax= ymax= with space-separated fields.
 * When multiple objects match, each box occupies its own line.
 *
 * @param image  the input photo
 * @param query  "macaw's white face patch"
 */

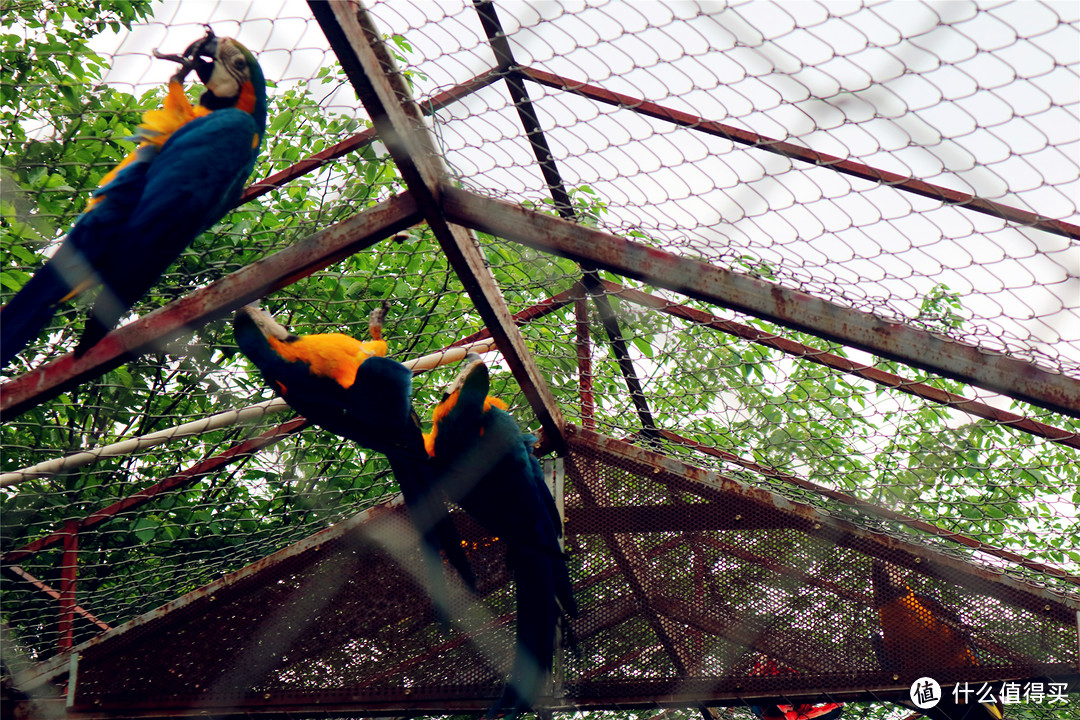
xmin=205 ymin=38 xmax=250 ymax=100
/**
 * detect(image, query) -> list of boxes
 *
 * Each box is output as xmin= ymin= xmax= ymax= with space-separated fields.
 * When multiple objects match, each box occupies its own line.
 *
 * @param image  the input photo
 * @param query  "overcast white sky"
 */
xmin=88 ymin=0 xmax=1079 ymax=373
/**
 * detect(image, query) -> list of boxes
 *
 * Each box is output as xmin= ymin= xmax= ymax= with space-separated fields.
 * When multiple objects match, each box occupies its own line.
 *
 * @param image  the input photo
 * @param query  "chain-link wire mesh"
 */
xmin=2 ymin=1 xmax=1078 ymax=717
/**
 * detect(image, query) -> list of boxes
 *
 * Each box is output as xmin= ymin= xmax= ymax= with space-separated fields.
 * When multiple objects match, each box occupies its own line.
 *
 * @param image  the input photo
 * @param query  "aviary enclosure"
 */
xmin=2 ymin=1 xmax=1078 ymax=718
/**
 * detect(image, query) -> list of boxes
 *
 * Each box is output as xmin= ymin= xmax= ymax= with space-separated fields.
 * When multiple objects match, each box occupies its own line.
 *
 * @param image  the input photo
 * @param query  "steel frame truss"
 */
xmin=3 ymin=1 xmax=1079 ymax=716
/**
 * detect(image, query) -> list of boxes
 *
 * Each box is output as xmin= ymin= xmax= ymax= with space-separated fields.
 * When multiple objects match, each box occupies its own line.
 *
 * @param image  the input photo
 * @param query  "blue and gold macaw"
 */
xmin=425 ymin=354 xmax=577 ymax=718
xmin=872 ymin=560 xmax=1004 ymax=720
xmin=232 ymin=303 xmax=476 ymax=608
xmin=1 ymin=28 xmax=267 ymax=368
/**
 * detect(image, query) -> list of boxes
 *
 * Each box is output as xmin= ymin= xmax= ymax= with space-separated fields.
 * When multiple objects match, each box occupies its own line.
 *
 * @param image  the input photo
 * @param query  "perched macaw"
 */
xmin=872 ymin=560 xmax=1004 ymax=720
xmin=1 ymin=27 xmax=267 ymax=368
xmin=748 ymin=657 xmax=844 ymax=720
xmin=425 ymin=354 xmax=577 ymax=718
xmin=232 ymin=303 xmax=476 ymax=606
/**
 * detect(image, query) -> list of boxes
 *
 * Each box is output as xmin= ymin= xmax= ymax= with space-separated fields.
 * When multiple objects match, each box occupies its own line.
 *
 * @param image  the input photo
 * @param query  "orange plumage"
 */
xmin=86 ymin=80 xmax=211 ymax=212
xmin=266 ymin=332 xmax=387 ymax=391
xmin=423 ymin=390 xmax=506 ymax=456
xmin=877 ymin=587 xmax=980 ymax=670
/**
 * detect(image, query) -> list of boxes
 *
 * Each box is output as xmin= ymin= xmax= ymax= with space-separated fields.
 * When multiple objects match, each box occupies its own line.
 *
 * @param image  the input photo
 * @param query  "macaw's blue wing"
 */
xmin=428 ymin=357 xmax=577 ymax=718
xmin=232 ymin=306 xmax=476 ymax=611
xmin=76 ymin=108 xmax=260 ymax=354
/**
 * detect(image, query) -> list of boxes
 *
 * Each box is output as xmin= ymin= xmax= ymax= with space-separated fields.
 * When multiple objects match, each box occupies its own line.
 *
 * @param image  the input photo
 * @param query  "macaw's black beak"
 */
xmin=183 ymin=29 xmax=219 ymax=84
xmin=153 ymin=26 xmax=217 ymax=84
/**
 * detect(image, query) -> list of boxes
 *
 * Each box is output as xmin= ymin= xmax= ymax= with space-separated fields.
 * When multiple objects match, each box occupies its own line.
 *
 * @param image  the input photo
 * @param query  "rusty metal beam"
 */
xmin=19 ymin=668 xmax=1079 ymax=718
xmin=519 ymin=67 xmax=1080 ymax=241
xmin=601 ymin=280 xmax=1080 ymax=449
xmin=565 ymin=505 xmax=785 ymax=533
xmin=309 ymin=0 xmax=565 ymax=447
xmin=441 ymin=186 xmax=1080 ymax=419
xmin=567 ymin=425 xmax=1080 ymax=622
xmin=0 ymin=192 xmax=422 ymax=418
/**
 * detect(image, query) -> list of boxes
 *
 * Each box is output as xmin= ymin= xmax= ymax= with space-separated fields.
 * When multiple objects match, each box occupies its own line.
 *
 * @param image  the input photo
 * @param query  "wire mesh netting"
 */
xmin=49 ymin=438 xmax=1078 ymax=713
xmin=2 ymin=1 xmax=1078 ymax=718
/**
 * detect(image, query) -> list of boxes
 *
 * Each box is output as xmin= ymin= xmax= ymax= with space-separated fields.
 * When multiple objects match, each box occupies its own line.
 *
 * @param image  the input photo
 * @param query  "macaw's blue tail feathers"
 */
xmin=507 ymin=543 xmax=559 ymax=717
xmin=0 ymin=156 xmax=150 ymax=367
xmin=386 ymin=419 xmax=477 ymax=624
xmin=2 ymin=269 xmax=64 ymax=369
xmin=1 ymin=243 xmax=101 ymax=368
xmin=386 ymin=448 xmax=476 ymax=630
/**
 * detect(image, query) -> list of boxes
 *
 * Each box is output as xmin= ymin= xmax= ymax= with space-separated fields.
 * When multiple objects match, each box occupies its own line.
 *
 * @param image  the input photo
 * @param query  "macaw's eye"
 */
xmin=233 ymin=57 xmax=246 ymax=70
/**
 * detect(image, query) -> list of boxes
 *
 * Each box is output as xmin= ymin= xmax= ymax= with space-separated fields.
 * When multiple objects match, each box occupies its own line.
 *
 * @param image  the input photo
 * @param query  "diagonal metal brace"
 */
xmin=308 ymin=0 xmax=565 ymax=448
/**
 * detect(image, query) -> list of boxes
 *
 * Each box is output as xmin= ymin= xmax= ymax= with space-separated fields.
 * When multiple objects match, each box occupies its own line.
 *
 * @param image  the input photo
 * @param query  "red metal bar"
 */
xmin=58 ymin=521 xmax=78 ymax=651
xmin=0 ymin=192 xmax=422 ymax=418
xmin=575 ymin=295 xmax=595 ymax=430
xmin=600 ymin=280 xmax=1079 ymax=449
xmin=658 ymin=428 xmax=1080 ymax=587
xmin=237 ymin=68 xmax=503 ymax=206
xmin=2 ymin=417 xmax=310 ymax=567
xmin=441 ymin=186 xmax=1080 ymax=419
xmin=4 ymin=565 xmax=110 ymax=632
xmin=519 ymin=67 xmax=1080 ymax=240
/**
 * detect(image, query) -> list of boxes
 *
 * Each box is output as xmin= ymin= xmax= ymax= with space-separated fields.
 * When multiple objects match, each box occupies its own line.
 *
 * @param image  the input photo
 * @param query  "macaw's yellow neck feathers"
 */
xmin=267 ymin=332 xmax=387 ymax=389
xmin=425 ymin=392 xmax=508 ymax=457
xmin=141 ymin=80 xmax=210 ymax=142
xmin=85 ymin=81 xmax=210 ymax=212
xmin=425 ymin=389 xmax=459 ymax=455
xmin=484 ymin=396 xmax=508 ymax=412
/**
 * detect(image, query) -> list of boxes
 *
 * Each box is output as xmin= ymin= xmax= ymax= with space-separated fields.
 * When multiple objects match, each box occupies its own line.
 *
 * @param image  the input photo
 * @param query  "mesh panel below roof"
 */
xmin=61 ymin=430 xmax=1077 ymax=713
